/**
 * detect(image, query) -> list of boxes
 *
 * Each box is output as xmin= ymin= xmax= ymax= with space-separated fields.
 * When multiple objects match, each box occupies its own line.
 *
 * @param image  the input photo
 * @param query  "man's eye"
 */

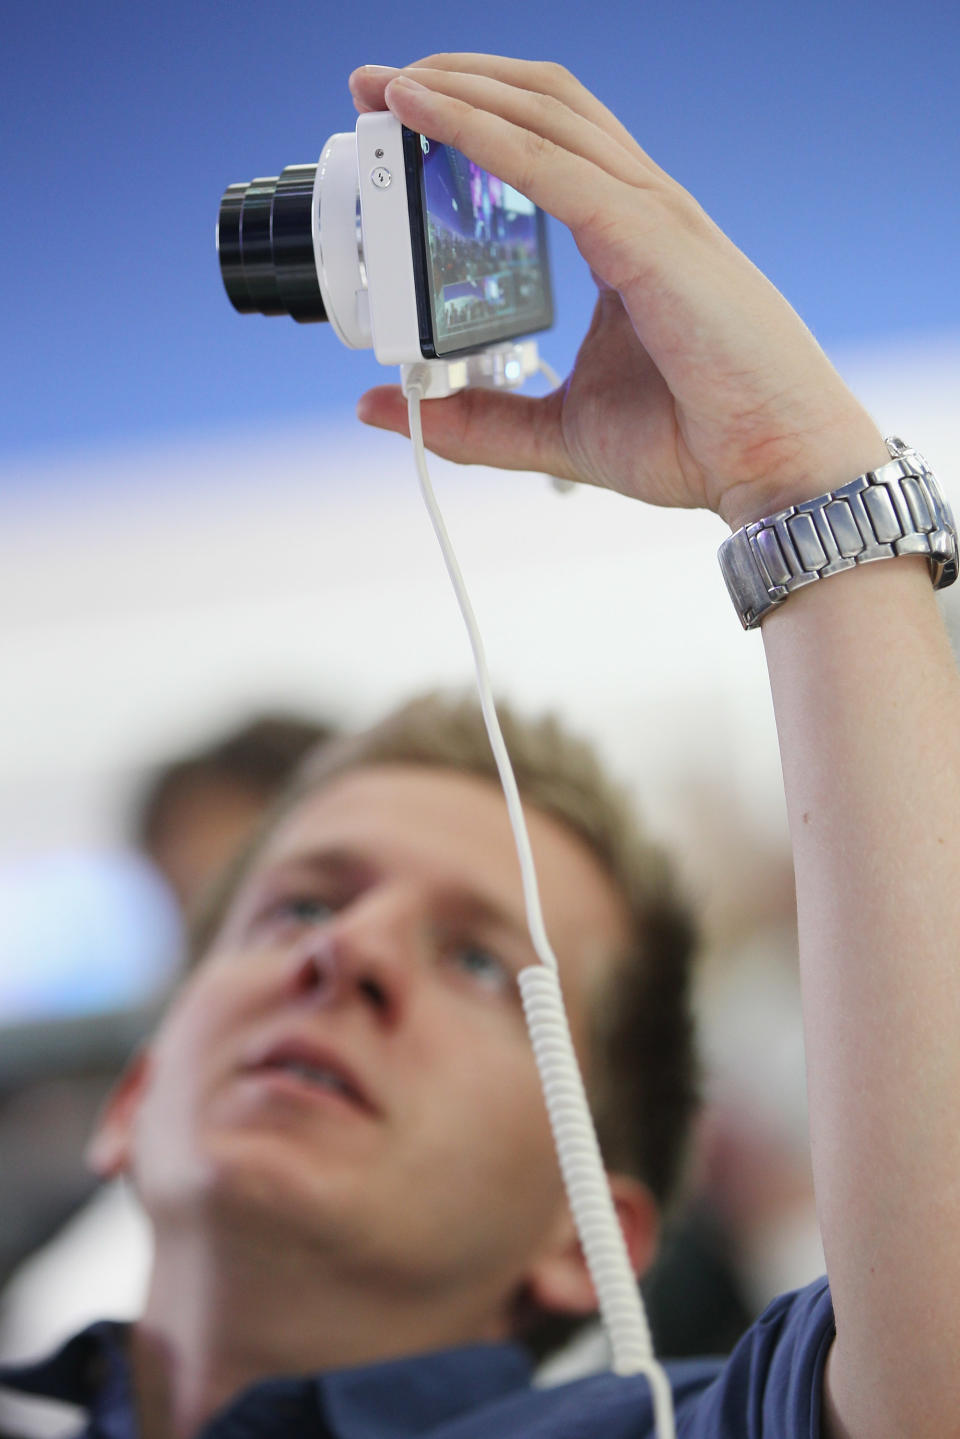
xmin=267 ymin=895 xmax=334 ymax=925
xmin=448 ymin=945 xmax=513 ymax=996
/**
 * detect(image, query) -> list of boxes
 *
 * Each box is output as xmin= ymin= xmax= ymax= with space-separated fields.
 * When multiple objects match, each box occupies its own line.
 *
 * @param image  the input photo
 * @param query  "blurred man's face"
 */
xmin=118 ymin=764 xmax=631 ymax=1331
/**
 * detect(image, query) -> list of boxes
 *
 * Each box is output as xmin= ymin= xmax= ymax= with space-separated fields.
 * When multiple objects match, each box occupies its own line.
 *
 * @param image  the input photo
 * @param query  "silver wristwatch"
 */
xmin=718 ymin=437 xmax=958 ymax=629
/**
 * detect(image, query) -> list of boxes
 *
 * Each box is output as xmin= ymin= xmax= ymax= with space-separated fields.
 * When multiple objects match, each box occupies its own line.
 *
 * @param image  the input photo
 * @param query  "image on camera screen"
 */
xmin=415 ymin=137 xmax=552 ymax=357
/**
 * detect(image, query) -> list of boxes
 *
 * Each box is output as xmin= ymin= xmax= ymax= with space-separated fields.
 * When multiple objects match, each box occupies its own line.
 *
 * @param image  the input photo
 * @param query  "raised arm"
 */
xmin=760 ymin=552 xmax=960 ymax=1438
xmin=349 ymin=56 xmax=960 ymax=1437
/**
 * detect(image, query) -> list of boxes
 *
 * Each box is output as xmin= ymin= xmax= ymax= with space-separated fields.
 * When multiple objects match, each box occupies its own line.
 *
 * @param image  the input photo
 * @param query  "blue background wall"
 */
xmin=5 ymin=0 xmax=959 ymax=478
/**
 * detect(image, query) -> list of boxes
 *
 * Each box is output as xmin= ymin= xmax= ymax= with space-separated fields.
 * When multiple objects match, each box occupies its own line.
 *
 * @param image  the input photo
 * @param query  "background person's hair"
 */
xmin=134 ymin=712 xmax=338 ymax=916
xmin=189 ymin=692 xmax=700 ymax=1359
xmin=135 ymin=712 xmax=337 ymax=859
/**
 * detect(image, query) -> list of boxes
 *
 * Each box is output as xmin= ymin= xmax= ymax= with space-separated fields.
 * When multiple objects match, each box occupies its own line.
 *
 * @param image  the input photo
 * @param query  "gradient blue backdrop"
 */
xmin=4 ymin=0 xmax=958 ymax=480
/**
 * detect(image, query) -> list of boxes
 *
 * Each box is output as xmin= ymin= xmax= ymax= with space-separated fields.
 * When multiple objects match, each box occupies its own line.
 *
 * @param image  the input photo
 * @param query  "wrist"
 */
xmin=718 ymin=424 xmax=890 ymax=535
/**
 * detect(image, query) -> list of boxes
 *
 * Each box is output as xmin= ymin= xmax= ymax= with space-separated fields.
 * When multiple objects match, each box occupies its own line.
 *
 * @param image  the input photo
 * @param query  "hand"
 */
xmin=349 ymin=56 xmax=887 ymax=530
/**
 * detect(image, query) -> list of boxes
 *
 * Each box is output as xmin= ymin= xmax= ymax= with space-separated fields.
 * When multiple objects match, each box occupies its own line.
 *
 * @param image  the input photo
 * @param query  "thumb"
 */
xmin=356 ymin=383 xmax=573 ymax=479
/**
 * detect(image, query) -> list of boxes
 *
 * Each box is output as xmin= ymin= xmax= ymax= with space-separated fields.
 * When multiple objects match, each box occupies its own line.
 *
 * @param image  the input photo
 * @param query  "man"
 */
xmin=4 ymin=53 xmax=959 ymax=1439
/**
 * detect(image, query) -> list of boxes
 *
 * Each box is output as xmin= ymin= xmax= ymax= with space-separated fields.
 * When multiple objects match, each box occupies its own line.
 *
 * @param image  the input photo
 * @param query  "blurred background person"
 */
xmin=0 ymin=711 xmax=335 ymax=1436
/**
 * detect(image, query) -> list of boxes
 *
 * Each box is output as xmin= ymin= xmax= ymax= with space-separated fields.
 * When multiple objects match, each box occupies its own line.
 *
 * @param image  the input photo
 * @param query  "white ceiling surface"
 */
xmin=3 ymin=331 xmax=959 ymax=862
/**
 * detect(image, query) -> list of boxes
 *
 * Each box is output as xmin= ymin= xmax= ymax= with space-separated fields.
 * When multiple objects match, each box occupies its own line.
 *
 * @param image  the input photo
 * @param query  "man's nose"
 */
xmin=288 ymin=892 xmax=419 ymax=1025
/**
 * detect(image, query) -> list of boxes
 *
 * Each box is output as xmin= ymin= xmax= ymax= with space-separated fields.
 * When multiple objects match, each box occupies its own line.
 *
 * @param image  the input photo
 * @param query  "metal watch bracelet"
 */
xmin=718 ymin=436 xmax=958 ymax=629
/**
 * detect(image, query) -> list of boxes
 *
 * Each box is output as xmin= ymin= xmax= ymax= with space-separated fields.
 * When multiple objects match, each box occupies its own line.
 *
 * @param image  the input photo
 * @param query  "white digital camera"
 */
xmin=217 ymin=114 xmax=553 ymax=394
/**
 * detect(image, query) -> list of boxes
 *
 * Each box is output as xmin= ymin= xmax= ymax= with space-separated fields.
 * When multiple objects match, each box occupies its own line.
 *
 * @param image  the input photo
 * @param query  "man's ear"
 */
xmin=85 ymin=1048 xmax=153 ymax=1178
xmin=523 ymin=1174 xmax=659 ymax=1317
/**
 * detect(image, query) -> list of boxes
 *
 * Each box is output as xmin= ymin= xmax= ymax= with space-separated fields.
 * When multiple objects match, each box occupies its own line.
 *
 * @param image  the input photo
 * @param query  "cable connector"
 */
xmin=400 ymin=340 xmax=542 ymax=400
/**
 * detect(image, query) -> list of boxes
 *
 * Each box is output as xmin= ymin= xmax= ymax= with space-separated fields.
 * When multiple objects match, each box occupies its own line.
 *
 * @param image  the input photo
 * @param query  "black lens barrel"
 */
xmin=216 ymin=163 xmax=327 ymax=324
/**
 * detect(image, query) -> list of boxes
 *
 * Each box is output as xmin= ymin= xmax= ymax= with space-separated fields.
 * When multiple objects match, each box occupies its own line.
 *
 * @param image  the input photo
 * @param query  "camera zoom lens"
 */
xmin=217 ymin=164 xmax=327 ymax=323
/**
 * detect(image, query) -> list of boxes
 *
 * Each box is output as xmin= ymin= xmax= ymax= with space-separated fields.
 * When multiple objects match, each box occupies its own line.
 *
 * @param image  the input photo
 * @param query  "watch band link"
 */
xmin=719 ymin=441 xmax=958 ymax=629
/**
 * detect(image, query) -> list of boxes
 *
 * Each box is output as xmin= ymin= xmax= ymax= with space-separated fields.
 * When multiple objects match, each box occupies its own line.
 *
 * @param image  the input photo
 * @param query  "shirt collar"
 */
xmin=316 ymin=1341 xmax=533 ymax=1439
xmin=1 ymin=1322 xmax=533 ymax=1439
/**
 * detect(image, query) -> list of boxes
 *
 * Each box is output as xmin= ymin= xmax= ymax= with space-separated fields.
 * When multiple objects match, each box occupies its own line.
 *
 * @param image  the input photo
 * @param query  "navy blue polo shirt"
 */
xmin=0 ymin=1276 xmax=834 ymax=1438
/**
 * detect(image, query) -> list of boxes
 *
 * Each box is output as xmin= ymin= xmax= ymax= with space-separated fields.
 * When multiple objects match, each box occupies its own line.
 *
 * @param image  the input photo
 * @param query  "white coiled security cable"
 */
xmin=402 ymin=372 xmax=676 ymax=1439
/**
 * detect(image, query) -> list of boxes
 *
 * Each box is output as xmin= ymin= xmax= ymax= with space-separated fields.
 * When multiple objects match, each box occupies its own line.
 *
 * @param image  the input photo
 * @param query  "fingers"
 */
xmin=375 ymin=75 xmax=635 ymax=248
xmin=356 ymin=384 xmax=577 ymax=481
xmin=410 ymin=57 xmax=648 ymax=164
xmin=347 ymin=54 xmax=686 ymax=291
xmin=351 ymin=55 xmax=649 ymax=168
xmin=361 ymin=67 xmax=652 ymax=189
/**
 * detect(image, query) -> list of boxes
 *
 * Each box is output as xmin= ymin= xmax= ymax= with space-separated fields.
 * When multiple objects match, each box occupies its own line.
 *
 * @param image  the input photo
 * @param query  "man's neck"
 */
xmin=131 ymin=1227 xmax=512 ymax=1439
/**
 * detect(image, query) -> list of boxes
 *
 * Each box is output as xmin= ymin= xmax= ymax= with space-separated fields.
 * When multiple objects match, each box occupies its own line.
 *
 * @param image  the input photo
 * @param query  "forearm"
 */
xmin=760 ymin=508 xmax=960 ymax=1437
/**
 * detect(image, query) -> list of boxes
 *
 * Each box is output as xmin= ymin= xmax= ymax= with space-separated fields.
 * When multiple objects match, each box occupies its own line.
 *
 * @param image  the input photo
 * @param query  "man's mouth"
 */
xmin=268 ymin=1059 xmax=355 ymax=1096
xmin=243 ymin=1039 xmax=378 ymax=1116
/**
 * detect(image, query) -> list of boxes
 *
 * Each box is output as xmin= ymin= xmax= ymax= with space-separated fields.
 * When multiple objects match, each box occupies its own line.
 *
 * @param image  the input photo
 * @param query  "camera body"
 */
xmin=218 ymin=114 xmax=553 ymax=390
xmin=356 ymin=113 xmax=424 ymax=364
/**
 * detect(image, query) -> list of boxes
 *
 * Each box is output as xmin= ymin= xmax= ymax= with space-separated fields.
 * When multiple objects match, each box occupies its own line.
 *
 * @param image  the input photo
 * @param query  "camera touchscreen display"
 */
xmin=407 ymin=132 xmax=553 ymax=358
